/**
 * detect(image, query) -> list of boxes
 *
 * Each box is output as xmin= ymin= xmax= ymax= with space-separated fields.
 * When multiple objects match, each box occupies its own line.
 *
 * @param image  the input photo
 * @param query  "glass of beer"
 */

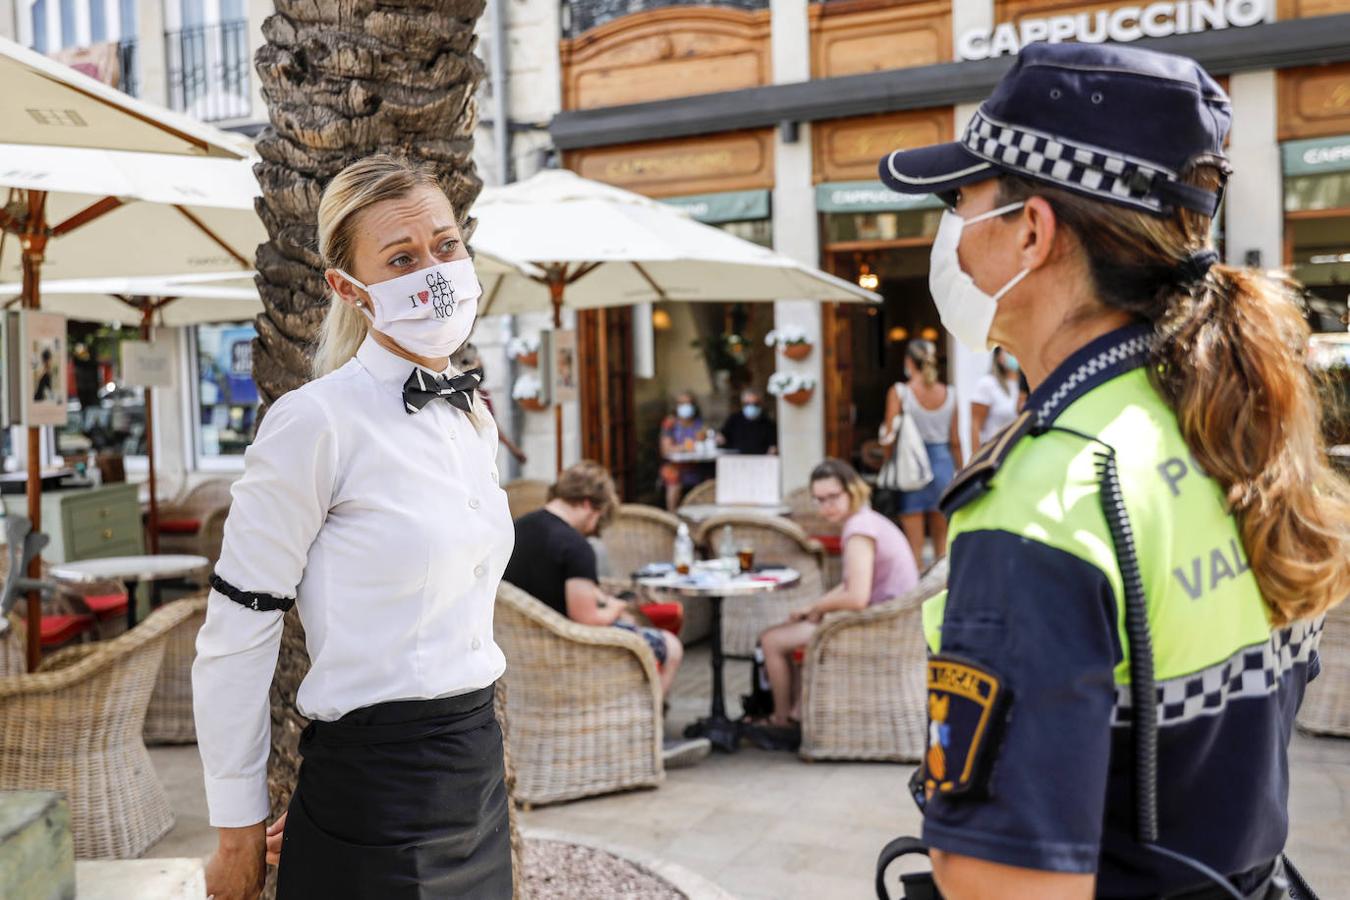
xmin=738 ymin=545 xmax=755 ymax=572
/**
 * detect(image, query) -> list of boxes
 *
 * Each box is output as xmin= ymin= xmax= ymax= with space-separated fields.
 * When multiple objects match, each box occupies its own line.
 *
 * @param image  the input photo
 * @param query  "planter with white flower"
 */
xmin=513 ymin=373 xmax=547 ymax=412
xmin=507 ymin=335 xmax=541 ymax=368
xmin=768 ymin=371 xmax=817 ymax=406
xmin=765 ymin=326 xmax=813 ymax=361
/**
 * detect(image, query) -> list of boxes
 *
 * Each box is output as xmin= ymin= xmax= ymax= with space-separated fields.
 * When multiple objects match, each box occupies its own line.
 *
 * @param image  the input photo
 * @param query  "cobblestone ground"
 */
xmin=150 ymin=642 xmax=1350 ymax=898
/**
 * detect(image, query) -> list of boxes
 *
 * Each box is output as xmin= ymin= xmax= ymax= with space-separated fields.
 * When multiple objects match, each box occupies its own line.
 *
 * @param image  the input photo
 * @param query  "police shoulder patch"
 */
xmin=922 ymin=654 xmax=1010 ymax=799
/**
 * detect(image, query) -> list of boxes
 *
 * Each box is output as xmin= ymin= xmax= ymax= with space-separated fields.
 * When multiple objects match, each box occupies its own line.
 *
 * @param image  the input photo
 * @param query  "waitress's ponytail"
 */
xmin=997 ymin=172 xmax=1350 ymax=626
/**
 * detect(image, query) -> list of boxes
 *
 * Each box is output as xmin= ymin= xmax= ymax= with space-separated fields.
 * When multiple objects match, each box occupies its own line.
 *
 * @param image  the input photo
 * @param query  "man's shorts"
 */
xmin=614 ymin=622 xmax=669 ymax=664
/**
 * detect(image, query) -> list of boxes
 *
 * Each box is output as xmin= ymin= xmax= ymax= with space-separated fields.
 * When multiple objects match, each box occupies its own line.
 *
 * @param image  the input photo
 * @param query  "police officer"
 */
xmin=877 ymin=42 xmax=1350 ymax=899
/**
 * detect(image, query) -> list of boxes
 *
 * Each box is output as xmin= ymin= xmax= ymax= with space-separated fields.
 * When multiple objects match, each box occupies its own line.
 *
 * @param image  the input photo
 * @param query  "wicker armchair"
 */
xmin=1297 ymin=602 xmax=1350 ymax=737
xmin=0 ymin=599 xmax=201 ymax=858
xmin=600 ymin=504 xmax=711 ymax=643
xmin=143 ymin=595 xmax=208 ymax=745
xmin=693 ymin=515 xmax=826 ymax=658
xmin=799 ymin=558 xmax=949 ymax=762
xmin=679 ymin=479 xmax=717 ymax=507
xmin=1 ymin=614 xmax=24 ymax=676
xmin=493 ymin=582 xmax=663 ymax=807
xmin=504 ymin=479 xmax=550 ymax=521
xmin=155 ymin=478 xmax=235 ymax=578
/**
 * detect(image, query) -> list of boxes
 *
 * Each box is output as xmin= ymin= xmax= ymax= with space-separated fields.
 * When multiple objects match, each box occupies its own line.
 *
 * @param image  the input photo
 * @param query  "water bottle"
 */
xmin=718 ymin=524 xmax=736 ymax=562
xmin=674 ymin=522 xmax=694 ymax=575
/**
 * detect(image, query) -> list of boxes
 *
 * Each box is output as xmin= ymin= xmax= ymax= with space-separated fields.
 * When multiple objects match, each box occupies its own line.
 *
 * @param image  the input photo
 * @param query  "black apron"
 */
xmin=276 ymin=685 xmax=513 ymax=899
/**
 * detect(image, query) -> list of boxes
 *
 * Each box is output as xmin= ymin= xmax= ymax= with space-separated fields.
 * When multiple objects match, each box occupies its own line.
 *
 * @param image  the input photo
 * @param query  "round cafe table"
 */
xmin=637 ymin=563 xmax=801 ymax=752
xmin=49 ymin=554 xmax=209 ymax=631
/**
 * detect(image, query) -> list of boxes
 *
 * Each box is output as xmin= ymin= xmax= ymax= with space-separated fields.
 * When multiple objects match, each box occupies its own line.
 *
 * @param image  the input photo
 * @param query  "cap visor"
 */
xmin=879 ymin=142 xmax=996 ymax=197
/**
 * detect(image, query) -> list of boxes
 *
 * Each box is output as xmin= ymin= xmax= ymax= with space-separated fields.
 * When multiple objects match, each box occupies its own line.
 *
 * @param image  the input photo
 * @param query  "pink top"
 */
xmin=841 ymin=507 xmax=919 ymax=606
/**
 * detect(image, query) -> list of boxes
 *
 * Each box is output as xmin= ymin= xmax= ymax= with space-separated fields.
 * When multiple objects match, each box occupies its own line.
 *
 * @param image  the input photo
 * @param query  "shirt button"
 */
xmin=448 ymin=430 xmax=456 ymax=440
xmin=491 ymin=471 xmax=499 ymax=485
xmin=469 ymin=498 xmax=481 ymax=510
xmin=472 ymin=637 xmax=482 ymax=650
xmin=474 ymin=564 xmax=486 ymax=578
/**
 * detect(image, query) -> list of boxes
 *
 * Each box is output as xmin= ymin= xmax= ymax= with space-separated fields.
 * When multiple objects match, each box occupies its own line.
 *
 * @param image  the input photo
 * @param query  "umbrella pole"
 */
xmin=140 ymin=303 xmax=159 ymax=555
xmin=550 ymin=278 xmax=564 ymax=475
xmin=20 ymin=190 xmax=48 ymax=673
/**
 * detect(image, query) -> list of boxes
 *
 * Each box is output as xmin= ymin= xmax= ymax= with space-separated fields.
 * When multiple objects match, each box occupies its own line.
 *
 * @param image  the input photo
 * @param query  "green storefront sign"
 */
xmin=815 ymin=181 xmax=944 ymax=214
xmin=661 ymin=189 xmax=771 ymax=224
xmin=1282 ymin=136 xmax=1350 ymax=177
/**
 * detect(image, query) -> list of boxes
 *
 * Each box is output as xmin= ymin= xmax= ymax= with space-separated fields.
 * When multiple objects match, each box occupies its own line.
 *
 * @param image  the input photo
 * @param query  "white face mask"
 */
xmin=337 ymin=257 xmax=481 ymax=358
xmin=928 ymin=202 xmax=1029 ymax=352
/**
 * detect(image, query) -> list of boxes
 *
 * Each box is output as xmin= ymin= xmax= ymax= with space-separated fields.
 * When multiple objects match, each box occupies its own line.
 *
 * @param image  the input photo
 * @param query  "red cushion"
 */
xmin=82 ymin=593 xmax=129 ymax=619
xmin=640 ymin=602 xmax=684 ymax=636
xmin=39 ymin=614 xmax=94 ymax=648
xmin=813 ymin=534 xmax=843 ymax=555
xmin=158 ymin=518 xmax=202 ymax=535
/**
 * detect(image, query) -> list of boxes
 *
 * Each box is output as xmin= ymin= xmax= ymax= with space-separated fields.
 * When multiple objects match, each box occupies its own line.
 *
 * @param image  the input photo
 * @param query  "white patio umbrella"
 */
xmin=468 ymin=168 xmax=880 ymax=467
xmin=0 ymin=35 xmax=250 ymax=158
xmin=0 ymin=48 xmax=250 ymax=668
xmin=0 ymin=274 xmax=263 ymax=326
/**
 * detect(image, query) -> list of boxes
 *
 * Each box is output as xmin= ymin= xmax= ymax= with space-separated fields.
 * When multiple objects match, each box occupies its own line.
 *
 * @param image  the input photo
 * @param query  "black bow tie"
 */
xmin=403 ymin=368 xmax=483 ymax=415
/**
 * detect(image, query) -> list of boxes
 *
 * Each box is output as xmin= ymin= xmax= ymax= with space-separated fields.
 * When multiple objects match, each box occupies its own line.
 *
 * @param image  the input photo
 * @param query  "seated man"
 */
xmin=504 ymin=461 xmax=684 ymax=696
xmin=719 ymin=388 xmax=778 ymax=456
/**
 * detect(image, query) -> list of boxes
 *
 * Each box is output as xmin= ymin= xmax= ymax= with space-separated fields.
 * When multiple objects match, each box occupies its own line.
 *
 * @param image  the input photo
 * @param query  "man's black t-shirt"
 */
xmin=503 ymin=509 xmax=597 ymax=617
xmin=721 ymin=410 xmax=777 ymax=455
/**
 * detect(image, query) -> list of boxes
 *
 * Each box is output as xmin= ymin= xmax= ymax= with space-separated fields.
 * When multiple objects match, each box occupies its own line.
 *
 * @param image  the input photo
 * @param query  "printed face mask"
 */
xmin=928 ymin=202 xmax=1028 ymax=352
xmin=337 ymin=257 xmax=481 ymax=358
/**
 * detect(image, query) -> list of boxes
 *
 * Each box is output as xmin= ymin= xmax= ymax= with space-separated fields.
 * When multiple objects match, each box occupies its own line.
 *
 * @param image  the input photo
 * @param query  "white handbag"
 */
xmin=877 ymin=384 xmax=934 ymax=493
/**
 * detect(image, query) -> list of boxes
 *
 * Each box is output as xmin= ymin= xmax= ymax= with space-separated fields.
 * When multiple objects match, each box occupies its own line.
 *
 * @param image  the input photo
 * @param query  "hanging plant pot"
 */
xmin=514 ymin=351 xmax=539 ymax=368
xmin=783 ymin=342 xmax=813 ymax=361
xmin=517 ymin=396 xmax=548 ymax=412
xmin=784 ymin=388 xmax=815 ymax=406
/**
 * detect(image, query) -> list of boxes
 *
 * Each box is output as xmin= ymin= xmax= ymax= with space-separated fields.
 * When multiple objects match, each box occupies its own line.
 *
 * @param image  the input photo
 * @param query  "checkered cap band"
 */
xmin=1112 ymin=617 xmax=1323 ymax=728
xmin=963 ymin=110 xmax=1176 ymax=215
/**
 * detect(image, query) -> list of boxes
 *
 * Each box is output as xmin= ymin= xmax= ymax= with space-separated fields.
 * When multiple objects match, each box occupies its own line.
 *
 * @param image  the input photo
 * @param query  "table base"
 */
xmin=684 ymin=714 xmax=742 ymax=754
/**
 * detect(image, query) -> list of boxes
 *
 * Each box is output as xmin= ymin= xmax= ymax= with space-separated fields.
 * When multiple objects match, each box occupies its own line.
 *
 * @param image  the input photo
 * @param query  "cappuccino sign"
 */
xmin=957 ymin=0 xmax=1271 ymax=61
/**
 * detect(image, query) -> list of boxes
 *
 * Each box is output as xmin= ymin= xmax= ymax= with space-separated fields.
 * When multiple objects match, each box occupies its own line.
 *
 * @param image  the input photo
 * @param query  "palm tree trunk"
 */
xmin=251 ymin=2 xmax=492 ymax=897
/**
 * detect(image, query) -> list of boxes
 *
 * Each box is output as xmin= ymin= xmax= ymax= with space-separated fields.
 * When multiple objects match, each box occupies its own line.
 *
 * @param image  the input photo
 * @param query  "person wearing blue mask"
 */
xmin=969 ymin=347 xmax=1022 ymax=453
xmin=719 ymin=387 xmax=778 ymax=456
xmin=659 ymin=390 xmax=707 ymax=509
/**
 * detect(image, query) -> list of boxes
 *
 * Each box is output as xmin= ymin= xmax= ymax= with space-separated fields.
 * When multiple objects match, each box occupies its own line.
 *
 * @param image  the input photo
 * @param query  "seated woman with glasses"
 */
xmin=752 ymin=459 xmax=919 ymax=741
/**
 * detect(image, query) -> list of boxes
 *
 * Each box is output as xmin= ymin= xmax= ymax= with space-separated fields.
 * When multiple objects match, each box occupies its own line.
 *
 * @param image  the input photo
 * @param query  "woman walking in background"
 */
xmin=882 ymin=340 xmax=962 ymax=562
xmin=969 ymin=347 xmax=1022 ymax=453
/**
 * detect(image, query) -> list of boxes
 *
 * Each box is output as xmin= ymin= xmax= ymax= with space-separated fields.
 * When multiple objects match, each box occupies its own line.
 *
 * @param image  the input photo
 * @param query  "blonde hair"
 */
xmin=313 ymin=155 xmax=488 ymax=428
xmin=906 ymin=339 xmax=939 ymax=386
xmin=811 ymin=458 xmax=871 ymax=515
xmin=996 ymin=170 xmax=1350 ymax=627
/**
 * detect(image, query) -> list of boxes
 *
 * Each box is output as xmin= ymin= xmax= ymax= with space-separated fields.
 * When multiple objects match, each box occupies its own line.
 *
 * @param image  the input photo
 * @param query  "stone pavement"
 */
xmin=148 ymin=642 xmax=1350 ymax=898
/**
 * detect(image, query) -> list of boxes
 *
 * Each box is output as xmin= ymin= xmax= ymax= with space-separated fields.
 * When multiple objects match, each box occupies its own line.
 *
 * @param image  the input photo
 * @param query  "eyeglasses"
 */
xmin=811 ymin=490 xmax=846 ymax=506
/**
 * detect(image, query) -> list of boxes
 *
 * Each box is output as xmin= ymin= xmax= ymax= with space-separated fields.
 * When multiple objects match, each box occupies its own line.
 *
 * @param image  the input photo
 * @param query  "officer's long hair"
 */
xmin=313 ymin=154 xmax=488 ymax=430
xmin=996 ymin=168 xmax=1350 ymax=627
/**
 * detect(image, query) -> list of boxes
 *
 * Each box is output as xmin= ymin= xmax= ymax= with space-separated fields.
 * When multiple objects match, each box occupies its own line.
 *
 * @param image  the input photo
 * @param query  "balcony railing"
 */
xmin=562 ymin=0 xmax=769 ymax=38
xmin=117 ymin=38 xmax=137 ymax=98
xmin=165 ymin=20 xmax=250 ymax=123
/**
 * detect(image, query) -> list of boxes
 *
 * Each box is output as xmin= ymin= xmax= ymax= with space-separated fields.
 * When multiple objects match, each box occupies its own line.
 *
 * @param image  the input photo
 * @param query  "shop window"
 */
xmin=824 ymin=209 xmax=941 ymax=245
xmin=57 ymin=324 xmax=148 ymax=463
xmin=720 ymin=219 xmax=773 ymax=248
xmin=193 ymin=323 xmax=259 ymax=463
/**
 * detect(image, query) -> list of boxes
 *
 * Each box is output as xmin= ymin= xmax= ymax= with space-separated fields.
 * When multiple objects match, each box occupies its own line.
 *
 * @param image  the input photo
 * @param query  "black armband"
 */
xmin=208 ymin=574 xmax=295 ymax=612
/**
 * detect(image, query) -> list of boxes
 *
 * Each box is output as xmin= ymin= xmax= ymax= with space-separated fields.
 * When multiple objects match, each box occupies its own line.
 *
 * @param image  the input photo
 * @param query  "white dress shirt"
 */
xmin=192 ymin=336 xmax=513 ymax=828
